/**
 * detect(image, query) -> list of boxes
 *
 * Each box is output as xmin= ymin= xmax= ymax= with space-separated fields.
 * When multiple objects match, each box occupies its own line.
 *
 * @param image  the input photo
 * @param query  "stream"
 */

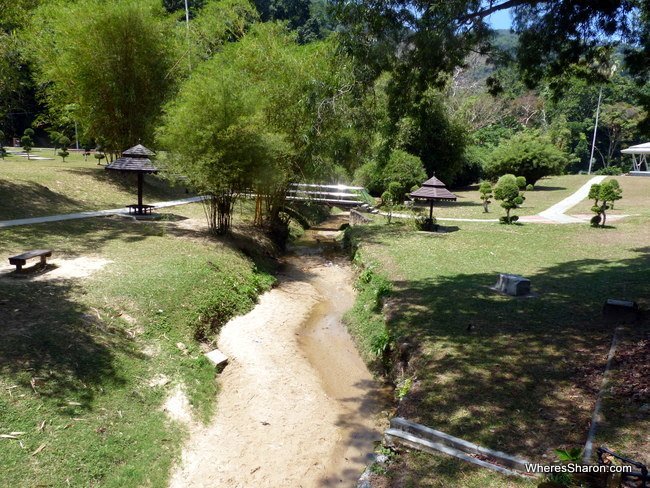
xmin=169 ymin=213 xmax=390 ymax=487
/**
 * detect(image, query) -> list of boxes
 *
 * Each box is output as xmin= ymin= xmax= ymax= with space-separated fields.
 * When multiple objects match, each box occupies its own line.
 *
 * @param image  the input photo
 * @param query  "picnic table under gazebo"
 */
xmin=105 ymin=144 xmax=158 ymax=215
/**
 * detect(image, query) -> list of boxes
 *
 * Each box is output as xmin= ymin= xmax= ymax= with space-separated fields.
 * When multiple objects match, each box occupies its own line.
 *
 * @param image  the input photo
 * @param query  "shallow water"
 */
xmin=292 ymin=214 xmax=392 ymax=486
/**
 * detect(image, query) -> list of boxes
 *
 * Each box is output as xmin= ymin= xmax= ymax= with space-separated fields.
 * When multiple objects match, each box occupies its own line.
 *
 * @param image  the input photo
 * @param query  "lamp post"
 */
xmin=184 ymin=0 xmax=191 ymax=71
xmin=588 ymin=64 xmax=616 ymax=175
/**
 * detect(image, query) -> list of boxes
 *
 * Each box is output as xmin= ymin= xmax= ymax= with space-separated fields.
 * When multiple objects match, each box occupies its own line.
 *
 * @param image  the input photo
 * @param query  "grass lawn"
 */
xmin=346 ymin=178 xmax=650 ymax=486
xmin=0 ymin=148 xmax=189 ymax=221
xmin=423 ymin=175 xmax=593 ymax=220
xmin=570 ymin=175 xmax=650 ymax=220
xmin=0 ymin=204 xmax=275 ymax=487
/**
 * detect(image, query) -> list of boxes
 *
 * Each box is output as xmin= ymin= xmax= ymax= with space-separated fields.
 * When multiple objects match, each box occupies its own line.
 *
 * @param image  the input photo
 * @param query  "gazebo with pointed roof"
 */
xmin=105 ymin=144 xmax=158 ymax=215
xmin=409 ymin=175 xmax=457 ymax=221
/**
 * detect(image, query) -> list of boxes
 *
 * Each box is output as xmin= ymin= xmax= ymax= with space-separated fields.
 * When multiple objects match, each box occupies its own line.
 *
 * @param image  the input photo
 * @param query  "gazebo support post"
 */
xmin=137 ymin=173 xmax=144 ymax=215
xmin=429 ymin=201 xmax=434 ymax=221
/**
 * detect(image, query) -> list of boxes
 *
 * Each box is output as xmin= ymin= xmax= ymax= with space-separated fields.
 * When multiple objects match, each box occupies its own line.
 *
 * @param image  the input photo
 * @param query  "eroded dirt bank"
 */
xmin=169 ymin=215 xmax=388 ymax=487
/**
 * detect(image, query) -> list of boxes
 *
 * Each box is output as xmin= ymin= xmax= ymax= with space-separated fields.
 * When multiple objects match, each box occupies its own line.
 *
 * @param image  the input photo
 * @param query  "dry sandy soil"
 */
xmin=0 ymin=256 xmax=112 ymax=281
xmin=169 ymin=224 xmax=388 ymax=488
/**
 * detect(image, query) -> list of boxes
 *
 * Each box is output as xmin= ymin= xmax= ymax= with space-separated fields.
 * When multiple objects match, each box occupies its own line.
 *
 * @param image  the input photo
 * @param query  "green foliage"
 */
xmin=371 ymin=329 xmax=391 ymax=358
xmin=526 ymin=184 xmax=534 ymax=191
xmin=494 ymin=174 xmax=524 ymax=224
xmin=588 ymin=183 xmax=601 ymax=204
xmin=159 ymin=23 xmax=360 ymax=232
xmin=25 ymin=0 xmax=179 ymax=153
xmin=516 ymin=176 xmax=527 ymax=189
xmin=189 ymin=0 xmax=259 ymax=60
xmin=479 ymin=181 xmax=493 ymax=213
xmin=396 ymin=377 xmax=413 ymax=400
xmin=21 ymin=128 xmax=34 ymax=158
xmin=554 ymin=447 xmax=583 ymax=463
xmin=595 ymin=166 xmax=624 ymax=175
xmin=590 ymin=179 xmax=622 ymax=227
xmin=598 ymin=101 xmax=646 ymax=168
xmin=547 ymin=447 xmax=583 ymax=485
xmin=384 ymin=150 xmax=426 ymax=200
xmin=485 ymin=131 xmax=570 ymax=184
xmin=390 ymin=87 xmax=468 ymax=184
xmin=48 ymin=130 xmax=62 ymax=152
xmin=345 ymin=260 xmax=393 ymax=367
xmin=381 ymin=182 xmax=401 ymax=224
xmin=57 ymin=135 xmax=70 ymax=162
xmin=414 ymin=215 xmax=437 ymax=231
xmin=357 ymin=149 xmax=427 ymax=198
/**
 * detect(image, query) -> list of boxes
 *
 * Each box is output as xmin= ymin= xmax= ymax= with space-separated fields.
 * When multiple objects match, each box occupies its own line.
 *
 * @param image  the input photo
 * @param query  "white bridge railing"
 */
xmin=286 ymin=183 xmax=373 ymax=207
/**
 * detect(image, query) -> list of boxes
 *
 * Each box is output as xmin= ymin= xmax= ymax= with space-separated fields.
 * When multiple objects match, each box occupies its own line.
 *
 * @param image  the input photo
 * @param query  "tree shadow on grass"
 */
xmin=0 ymin=278 xmax=137 ymax=408
xmin=529 ymin=185 xmax=568 ymax=192
xmin=377 ymin=243 xmax=649 ymax=461
xmin=433 ymin=200 xmax=484 ymax=209
xmin=61 ymin=167 xmax=189 ymax=202
xmin=0 ymin=180 xmax=85 ymax=220
xmin=0 ymin=216 xmax=161 ymax=258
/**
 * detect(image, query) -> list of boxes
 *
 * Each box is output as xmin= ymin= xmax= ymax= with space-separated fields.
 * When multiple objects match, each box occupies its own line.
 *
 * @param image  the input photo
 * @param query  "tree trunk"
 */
xmin=506 ymin=207 xmax=511 ymax=223
xmin=483 ymin=200 xmax=489 ymax=213
xmin=601 ymin=203 xmax=607 ymax=227
xmin=254 ymin=193 xmax=264 ymax=226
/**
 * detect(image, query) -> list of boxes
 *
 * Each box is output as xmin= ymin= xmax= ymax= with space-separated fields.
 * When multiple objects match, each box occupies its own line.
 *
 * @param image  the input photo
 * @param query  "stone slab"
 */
xmin=495 ymin=273 xmax=530 ymax=296
xmin=205 ymin=349 xmax=228 ymax=368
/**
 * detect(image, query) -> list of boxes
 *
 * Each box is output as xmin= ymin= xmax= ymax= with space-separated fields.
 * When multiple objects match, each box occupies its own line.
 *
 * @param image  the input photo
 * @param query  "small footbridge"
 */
xmin=286 ymin=183 xmax=375 ymax=209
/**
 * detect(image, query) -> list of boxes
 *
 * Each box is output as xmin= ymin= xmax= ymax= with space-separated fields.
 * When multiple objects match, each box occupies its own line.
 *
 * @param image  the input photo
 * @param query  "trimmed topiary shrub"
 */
xmin=494 ymin=174 xmax=524 ymax=224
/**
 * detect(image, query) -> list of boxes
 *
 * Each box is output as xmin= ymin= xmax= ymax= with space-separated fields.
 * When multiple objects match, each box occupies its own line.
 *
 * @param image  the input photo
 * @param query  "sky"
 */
xmin=487 ymin=8 xmax=513 ymax=30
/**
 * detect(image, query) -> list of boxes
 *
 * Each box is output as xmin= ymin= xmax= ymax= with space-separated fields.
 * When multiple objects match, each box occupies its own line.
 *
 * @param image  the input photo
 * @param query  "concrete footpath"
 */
xmin=0 ymin=196 xmax=206 ymax=229
xmin=535 ymin=175 xmax=607 ymax=223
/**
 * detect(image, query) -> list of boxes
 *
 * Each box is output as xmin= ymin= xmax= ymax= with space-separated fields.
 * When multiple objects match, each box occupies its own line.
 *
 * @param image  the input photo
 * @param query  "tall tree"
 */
xmin=333 ymin=0 xmax=650 ymax=135
xmin=335 ymin=1 xmax=644 ymax=85
xmin=158 ymin=23 xmax=362 ymax=232
xmin=24 ymin=0 xmax=179 ymax=155
xmin=0 ymin=0 xmax=41 ymax=138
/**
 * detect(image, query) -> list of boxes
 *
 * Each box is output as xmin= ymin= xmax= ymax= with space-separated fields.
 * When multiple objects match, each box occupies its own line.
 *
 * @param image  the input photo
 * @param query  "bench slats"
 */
xmin=8 ymin=250 xmax=52 ymax=271
xmin=9 ymin=249 xmax=52 ymax=263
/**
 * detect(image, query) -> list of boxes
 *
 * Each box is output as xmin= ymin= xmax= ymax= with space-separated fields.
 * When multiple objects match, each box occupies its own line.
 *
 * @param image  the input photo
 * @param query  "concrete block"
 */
xmin=205 ymin=349 xmax=228 ymax=368
xmin=495 ymin=274 xmax=530 ymax=296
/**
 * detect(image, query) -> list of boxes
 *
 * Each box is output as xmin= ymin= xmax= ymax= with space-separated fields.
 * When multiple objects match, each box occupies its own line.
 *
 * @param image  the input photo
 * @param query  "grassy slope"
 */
xmin=427 ymin=175 xmax=592 ymax=220
xmin=0 ymin=203 xmax=275 ymax=486
xmin=569 ymin=175 xmax=650 ymax=219
xmin=346 ymin=177 xmax=650 ymax=487
xmin=0 ymin=148 xmax=188 ymax=220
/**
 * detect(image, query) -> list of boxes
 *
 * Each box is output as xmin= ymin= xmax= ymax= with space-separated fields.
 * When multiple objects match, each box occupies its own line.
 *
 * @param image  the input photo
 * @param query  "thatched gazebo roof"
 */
xmin=409 ymin=176 xmax=457 ymax=220
xmin=105 ymin=144 xmax=158 ymax=215
xmin=105 ymin=144 xmax=158 ymax=174
xmin=122 ymin=144 xmax=155 ymax=157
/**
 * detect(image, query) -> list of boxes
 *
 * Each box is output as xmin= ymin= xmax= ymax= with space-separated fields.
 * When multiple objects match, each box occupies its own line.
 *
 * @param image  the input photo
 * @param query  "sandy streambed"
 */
xmin=169 ymin=216 xmax=389 ymax=487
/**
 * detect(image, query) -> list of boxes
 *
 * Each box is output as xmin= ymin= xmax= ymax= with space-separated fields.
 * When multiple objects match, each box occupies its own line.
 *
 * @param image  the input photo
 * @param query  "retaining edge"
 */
xmin=387 ymin=417 xmax=537 ymax=477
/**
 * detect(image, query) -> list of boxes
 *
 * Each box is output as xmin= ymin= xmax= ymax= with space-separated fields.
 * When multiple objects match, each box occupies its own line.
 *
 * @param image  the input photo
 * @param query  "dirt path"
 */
xmin=169 ymin=218 xmax=388 ymax=487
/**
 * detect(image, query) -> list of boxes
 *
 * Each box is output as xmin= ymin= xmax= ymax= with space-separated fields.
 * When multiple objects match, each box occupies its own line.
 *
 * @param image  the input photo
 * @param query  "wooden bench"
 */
xmin=8 ymin=249 xmax=52 ymax=272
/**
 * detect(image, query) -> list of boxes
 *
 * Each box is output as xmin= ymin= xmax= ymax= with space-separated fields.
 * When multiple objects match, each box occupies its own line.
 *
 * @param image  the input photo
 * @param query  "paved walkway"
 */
xmin=534 ymin=175 xmax=607 ymax=223
xmin=0 ymin=196 xmax=206 ymax=229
